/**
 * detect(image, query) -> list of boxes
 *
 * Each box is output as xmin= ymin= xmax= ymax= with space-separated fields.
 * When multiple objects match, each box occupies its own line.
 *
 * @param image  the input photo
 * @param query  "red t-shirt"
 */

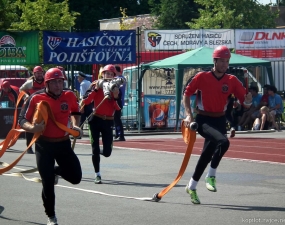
xmin=82 ymin=88 xmax=120 ymax=116
xmin=184 ymin=71 xmax=246 ymax=112
xmin=19 ymin=89 xmax=80 ymax=138
xmin=260 ymin=94 xmax=269 ymax=104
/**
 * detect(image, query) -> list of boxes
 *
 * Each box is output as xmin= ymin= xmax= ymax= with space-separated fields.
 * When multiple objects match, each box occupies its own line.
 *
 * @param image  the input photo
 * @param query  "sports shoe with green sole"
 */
xmin=185 ymin=185 xmax=200 ymax=204
xmin=205 ymin=176 xmax=217 ymax=192
xmin=94 ymin=175 xmax=102 ymax=184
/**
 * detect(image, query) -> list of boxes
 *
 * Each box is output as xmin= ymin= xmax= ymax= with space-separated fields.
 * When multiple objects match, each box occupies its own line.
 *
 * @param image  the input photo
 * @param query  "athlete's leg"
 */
xmin=191 ymin=115 xmax=229 ymax=182
xmin=101 ymin=120 xmax=114 ymax=157
xmin=210 ymin=138 xmax=230 ymax=170
xmin=35 ymin=140 xmax=56 ymax=217
xmin=88 ymin=116 xmax=101 ymax=173
xmin=54 ymin=139 xmax=82 ymax=184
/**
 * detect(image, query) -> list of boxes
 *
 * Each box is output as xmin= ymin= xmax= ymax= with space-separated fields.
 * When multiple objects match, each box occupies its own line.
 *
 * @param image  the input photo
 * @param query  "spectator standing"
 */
xmin=183 ymin=45 xmax=252 ymax=204
xmin=232 ymin=99 xmax=244 ymax=131
xmin=225 ymin=94 xmax=236 ymax=137
xmin=77 ymin=72 xmax=91 ymax=100
xmin=18 ymin=68 xmax=82 ymax=225
xmin=114 ymin=65 xmax=126 ymax=141
xmin=80 ymin=64 xmax=120 ymax=184
xmin=268 ymin=85 xmax=283 ymax=131
xmin=77 ymin=72 xmax=92 ymax=128
xmin=20 ymin=65 xmax=45 ymax=154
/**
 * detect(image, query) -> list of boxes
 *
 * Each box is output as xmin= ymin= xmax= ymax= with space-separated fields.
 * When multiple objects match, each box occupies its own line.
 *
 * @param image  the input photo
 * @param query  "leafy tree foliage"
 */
xmin=149 ymin=0 xmax=199 ymax=29
xmin=11 ymin=0 xmax=79 ymax=31
xmin=7 ymin=0 xmax=79 ymax=65
xmin=187 ymin=0 xmax=279 ymax=29
xmin=0 ymin=0 xmax=18 ymax=29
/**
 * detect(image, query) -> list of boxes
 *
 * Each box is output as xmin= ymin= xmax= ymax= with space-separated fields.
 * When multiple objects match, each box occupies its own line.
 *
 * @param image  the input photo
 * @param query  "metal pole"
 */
xmin=69 ymin=27 xmax=75 ymax=91
xmin=137 ymin=26 xmax=141 ymax=133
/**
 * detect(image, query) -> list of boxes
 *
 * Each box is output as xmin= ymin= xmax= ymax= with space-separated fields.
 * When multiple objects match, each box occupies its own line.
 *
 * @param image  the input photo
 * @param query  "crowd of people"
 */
xmin=225 ymin=84 xmax=284 ymax=135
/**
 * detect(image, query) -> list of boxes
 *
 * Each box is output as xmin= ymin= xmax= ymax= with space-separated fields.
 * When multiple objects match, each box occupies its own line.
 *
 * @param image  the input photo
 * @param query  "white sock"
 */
xmin=188 ymin=177 xmax=198 ymax=190
xmin=207 ymin=166 xmax=216 ymax=177
xmin=96 ymin=172 xmax=101 ymax=177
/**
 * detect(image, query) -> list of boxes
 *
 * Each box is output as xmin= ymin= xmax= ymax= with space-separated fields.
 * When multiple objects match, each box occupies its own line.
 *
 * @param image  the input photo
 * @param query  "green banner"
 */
xmin=0 ymin=31 xmax=39 ymax=65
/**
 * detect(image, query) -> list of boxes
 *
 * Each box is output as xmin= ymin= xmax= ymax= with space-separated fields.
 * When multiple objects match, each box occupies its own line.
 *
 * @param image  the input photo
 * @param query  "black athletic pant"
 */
xmin=114 ymin=109 xmax=124 ymax=138
xmin=26 ymin=132 xmax=33 ymax=148
xmin=35 ymin=138 xmax=82 ymax=217
xmin=192 ymin=114 xmax=230 ymax=181
xmin=88 ymin=115 xmax=114 ymax=173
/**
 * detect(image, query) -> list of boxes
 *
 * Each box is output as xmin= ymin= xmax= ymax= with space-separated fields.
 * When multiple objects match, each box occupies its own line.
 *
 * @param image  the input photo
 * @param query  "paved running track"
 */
xmin=77 ymin=135 xmax=285 ymax=164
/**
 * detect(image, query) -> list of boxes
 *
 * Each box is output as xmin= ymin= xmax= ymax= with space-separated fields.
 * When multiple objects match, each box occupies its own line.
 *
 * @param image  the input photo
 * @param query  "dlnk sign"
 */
xmin=43 ymin=31 xmax=136 ymax=64
xmin=235 ymin=29 xmax=285 ymax=61
xmin=0 ymin=31 xmax=39 ymax=65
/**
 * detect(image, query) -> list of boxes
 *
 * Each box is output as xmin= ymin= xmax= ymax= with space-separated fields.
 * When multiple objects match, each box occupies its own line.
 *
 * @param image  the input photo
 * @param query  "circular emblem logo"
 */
xmin=60 ymin=102 xmax=68 ymax=111
xmin=152 ymin=109 xmax=165 ymax=121
xmin=222 ymin=84 xmax=229 ymax=93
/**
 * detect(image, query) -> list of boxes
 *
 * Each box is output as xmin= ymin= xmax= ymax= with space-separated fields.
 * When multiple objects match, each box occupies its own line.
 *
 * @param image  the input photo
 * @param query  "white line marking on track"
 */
xmin=56 ymin=184 xmax=153 ymax=201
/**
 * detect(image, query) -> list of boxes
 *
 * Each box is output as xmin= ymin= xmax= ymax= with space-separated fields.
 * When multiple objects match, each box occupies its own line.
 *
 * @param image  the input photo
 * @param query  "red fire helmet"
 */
xmin=212 ymin=45 xmax=231 ymax=59
xmin=44 ymin=68 xmax=65 ymax=84
xmin=1 ymin=80 xmax=10 ymax=89
xmin=101 ymin=64 xmax=116 ymax=76
xmin=33 ymin=66 xmax=44 ymax=73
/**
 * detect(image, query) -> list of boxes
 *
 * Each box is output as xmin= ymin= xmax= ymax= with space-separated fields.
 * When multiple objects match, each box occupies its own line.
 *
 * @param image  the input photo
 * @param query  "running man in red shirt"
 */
xmin=80 ymin=64 xmax=121 ymax=184
xmin=19 ymin=68 xmax=82 ymax=225
xmin=183 ymin=46 xmax=252 ymax=204
xmin=20 ymin=65 xmax=45 ymax=154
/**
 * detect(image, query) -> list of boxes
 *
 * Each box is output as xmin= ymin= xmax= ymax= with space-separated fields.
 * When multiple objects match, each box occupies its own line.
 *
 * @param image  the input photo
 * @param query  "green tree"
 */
xmin=0 ymin=0 xmax=18 ymax=29
xmin=149 ymin=0 xmax=199 ymax=29
xmin=187 ymin=0 xmax=278 ymax=29
xmin=11 ymin=0 xmax=79 ymax=31
xmin=9 ymin=0 xmax=79 ymax=65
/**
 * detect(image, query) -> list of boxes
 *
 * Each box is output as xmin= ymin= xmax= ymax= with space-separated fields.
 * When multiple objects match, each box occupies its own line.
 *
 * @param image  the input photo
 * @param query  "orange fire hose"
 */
xmin=0 ymin=100 xmax=79 ymax=175
xmin=152 ymin=121 xmax=197 ymax=202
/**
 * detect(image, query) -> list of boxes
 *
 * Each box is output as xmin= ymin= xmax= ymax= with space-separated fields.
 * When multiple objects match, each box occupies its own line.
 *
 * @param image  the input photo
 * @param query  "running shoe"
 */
xmin=94 ymin=175 xmax=102 ymax=184
xmin=54 ymin=175 xmax=59 ymax=185
xmin=230 ymin=127 xmax=235 ymax=138
xmin=185 ymin=185 xmax=200 ymax=204
xmin=47 ymin=215 xmax=58 ymax=225
xmin=205 ymin=176 xmax=217 ymax=192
